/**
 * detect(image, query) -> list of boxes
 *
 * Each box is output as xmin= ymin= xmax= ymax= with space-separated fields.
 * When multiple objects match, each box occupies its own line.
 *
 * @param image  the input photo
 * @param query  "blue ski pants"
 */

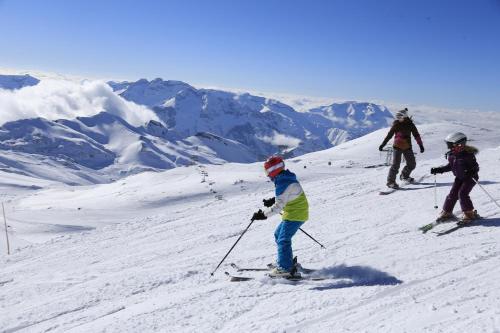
xmin=274 ymin=220 xmax=304 ymax=271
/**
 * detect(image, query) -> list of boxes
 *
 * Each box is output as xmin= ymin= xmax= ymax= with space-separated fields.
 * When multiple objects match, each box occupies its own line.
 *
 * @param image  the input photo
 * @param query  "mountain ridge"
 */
xmin=0 ymin=74 xmax=393 ymax=181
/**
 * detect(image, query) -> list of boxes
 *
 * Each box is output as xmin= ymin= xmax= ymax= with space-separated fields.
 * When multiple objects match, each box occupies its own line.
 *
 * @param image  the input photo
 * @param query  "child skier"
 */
xmin=251 ymin=155 xmax=309 ymax=278
xmin=379 ymin=108 xmax=425 ymax=188
xmin=431 ymin=132 xmax=480 ymax=222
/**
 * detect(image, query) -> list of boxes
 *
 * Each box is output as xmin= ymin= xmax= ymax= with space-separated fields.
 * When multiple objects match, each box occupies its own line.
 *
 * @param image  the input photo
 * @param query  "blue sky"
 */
xmin=1 ymin=0 xmax=499 ymax=111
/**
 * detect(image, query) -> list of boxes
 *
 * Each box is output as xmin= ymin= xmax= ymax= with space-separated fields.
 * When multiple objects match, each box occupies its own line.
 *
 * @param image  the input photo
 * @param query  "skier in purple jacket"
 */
xmin=431 ymin=132 xmax=480 ymax=222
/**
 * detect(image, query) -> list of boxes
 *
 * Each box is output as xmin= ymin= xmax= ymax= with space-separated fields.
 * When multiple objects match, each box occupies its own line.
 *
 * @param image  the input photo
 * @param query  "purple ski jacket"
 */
xmin=435 ymin=146 xmax=479 ymax=180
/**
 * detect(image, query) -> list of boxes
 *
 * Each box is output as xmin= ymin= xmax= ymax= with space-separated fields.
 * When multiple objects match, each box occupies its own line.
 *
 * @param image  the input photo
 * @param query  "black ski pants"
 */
xmin=387 ymin=148 xmax=416 ymax=184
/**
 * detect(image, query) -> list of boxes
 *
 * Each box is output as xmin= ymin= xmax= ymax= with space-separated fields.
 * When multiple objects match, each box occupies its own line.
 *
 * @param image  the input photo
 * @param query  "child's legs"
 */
xmin=276 ymin=221 xmax=304 ymax=271
xmin=458 ymin=179 xmax=476 ymax=211
xmin=443 ymin=178 xmax=463 ymax=212
xmin=401 ymin=149 xmax=416 ymax=178
xmin=387 ymin=149 xmax=403 ymax=183
xmin=274 ymin=222 xmax=284 ymax=244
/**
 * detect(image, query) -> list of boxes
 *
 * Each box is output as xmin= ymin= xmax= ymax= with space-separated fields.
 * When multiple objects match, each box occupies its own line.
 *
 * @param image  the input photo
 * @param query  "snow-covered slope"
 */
xmin=1 ymin=113 xmax=500 ymax=332
xmin=0 ymin=150 xmax=109 ymax=186
xmin=0 ymin=112 xmax=257 ymax=178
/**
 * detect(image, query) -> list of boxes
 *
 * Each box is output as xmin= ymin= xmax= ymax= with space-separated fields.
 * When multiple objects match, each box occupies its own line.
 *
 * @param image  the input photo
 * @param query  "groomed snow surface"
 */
xmin=1 ymin=122 xmax=500 ymax=332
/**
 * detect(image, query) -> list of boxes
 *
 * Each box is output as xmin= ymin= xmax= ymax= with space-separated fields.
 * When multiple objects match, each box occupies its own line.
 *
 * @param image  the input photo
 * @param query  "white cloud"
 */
xmin=0 ymin=78 xmax=159 ymax=127
xmin=259 ymin=131 xmax=301 ymax=148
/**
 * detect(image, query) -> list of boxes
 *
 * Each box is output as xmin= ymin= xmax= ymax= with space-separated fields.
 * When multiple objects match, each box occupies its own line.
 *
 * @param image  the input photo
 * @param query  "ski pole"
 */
xmin=473 ymin=178 xmax=500 ymax=210
xmin=210 ymin=218 xmax=256 ymax=276
xmin=2 ymin=203 xmax=10 ymax=255
xmin=299 ymin=228 xmax=326 ymax=249
xmin=434 ymin=175 xmax=438 ymax=209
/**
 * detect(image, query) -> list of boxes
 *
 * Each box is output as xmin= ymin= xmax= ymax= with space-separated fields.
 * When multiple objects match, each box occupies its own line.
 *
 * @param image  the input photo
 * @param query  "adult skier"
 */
xmin=379 ymin=108 xmax=425 ymax=188
xmin=251 ymin=155 xmax=309 ymax=278
xmin=431 ymin=132 xmax=480 ymax=222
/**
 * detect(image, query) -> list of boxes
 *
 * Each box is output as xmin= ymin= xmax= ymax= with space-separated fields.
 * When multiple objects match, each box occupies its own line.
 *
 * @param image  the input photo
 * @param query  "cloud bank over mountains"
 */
xmin=0 ymin=76 xmax=158 ymax=127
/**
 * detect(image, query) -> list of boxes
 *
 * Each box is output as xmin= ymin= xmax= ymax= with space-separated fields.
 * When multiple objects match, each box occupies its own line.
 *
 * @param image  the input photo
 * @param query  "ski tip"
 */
xmin=226 ymin=272 xmax=254 ymax=282
xmin=379 ymin=188 xmax=397 ymax=195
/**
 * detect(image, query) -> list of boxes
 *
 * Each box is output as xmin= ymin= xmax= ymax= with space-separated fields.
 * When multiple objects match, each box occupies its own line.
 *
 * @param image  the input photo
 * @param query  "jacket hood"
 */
xmin=392 ymin=117 xmax=414 ymax=126
xmin=274 ymin=169 xmax=297 ymax=184
xmin=464 ymin=145 xmax=479 ymax=154
xmin=447 ymin=145 xmax=479 ymax=157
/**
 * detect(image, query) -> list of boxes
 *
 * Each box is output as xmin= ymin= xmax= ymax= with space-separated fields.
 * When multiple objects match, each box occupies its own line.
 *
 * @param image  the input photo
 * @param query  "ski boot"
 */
xmin=436 ymin=210 xmax=455 ymax=222
xmin=269 ymin=267 xmax=294 ymax=278
xmin=400 ymin=174 xmax=415 ymax=184
xmin=460 ymin=210 xmax=480 ymax=224
xmin=386 ymin=182 xmax=400 ymax=189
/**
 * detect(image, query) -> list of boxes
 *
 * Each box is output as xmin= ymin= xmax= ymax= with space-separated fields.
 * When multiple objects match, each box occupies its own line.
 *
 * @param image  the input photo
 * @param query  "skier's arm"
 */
xmin=380 ymin=127 xmax=395 ymax=148
xmin=411 ymin=123 xmax=424 ymax=150
xmin=432 ymin=163 xmax=451 ymax=174
xmin=263 ymin=182 xmax=304 ymax=218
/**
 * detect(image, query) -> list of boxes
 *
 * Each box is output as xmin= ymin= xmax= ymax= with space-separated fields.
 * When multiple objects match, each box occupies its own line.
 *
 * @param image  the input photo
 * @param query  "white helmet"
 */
xmin=445 ymin=132 xmax=467 ymax=148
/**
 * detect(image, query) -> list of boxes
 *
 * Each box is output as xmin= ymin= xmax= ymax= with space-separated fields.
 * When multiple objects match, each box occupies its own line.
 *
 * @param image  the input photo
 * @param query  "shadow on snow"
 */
xmin=310 ymin=264 xmax=403 ymax=291
xmin=466 ymin=217 xmax=500 ymax=228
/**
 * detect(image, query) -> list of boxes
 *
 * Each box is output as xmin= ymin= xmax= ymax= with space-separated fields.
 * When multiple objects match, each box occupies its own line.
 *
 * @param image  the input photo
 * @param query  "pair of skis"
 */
xmin=419 ymin=211 xmax=482 ymax=236
xmin=379 ymin=175 xmax=426 ymax=195
xmin=225 ymin=262 xmax=324 ymax=282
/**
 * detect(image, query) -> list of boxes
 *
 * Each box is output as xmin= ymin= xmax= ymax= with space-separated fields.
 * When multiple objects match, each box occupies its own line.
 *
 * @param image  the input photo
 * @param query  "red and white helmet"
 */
xmin=264 ymin=155 xmax=285 ymax=178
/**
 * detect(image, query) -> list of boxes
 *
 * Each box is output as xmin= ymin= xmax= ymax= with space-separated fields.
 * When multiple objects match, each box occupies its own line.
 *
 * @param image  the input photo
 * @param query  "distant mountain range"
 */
xmin=109 ymin=78 xmax=393 ymax=157
xmin=0 ymin=74 xmax=393 ymax=181
xmin=0 ymin=74 xmax=40 ymax=90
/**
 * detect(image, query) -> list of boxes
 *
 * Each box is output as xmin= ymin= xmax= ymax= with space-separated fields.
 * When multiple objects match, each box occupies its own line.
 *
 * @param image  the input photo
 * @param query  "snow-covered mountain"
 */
xmin=307 ymin=102 xmax=394 ymax=141
xmin=0 ymin=73 xmax=394 ymax=179
xmin=110 ymin=78 xmax=393 ymax=159
xmin=0 ymin=74 xmax=39 ymax=90
xmin=0 ymin=112 xmax=258 ymax=180
xmin=1 ymin=113 xmax=499 ymax=332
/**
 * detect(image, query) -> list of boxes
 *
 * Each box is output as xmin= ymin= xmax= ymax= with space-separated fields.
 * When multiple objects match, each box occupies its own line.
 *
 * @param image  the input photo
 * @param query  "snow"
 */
xmin=1 ymin=109 xmax=500 ymax=332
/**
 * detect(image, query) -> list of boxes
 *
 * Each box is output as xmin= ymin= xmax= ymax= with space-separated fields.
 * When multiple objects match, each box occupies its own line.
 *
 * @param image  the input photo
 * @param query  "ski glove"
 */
xmin=263 ymin=197 xmax=275 ymax=207
xmin=419 ymin=145 xmax=425 ymax=153
xmin=378 ymin=144 xmax=385 ymax=151
xmin=252 ymin=209 xmax=267 ymax=221
xmin=430 ymin=167 xmax=441 ymax=175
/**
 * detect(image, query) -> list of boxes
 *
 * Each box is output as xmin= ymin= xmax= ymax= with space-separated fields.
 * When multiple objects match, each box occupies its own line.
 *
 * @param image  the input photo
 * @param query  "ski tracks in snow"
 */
xmin=1 ymin=147 xmax=500 ymax=331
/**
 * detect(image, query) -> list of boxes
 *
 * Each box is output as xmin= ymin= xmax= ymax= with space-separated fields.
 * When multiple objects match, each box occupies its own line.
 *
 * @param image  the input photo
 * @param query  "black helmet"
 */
xmin=445 ymin=132 xmax=467 ymax=149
